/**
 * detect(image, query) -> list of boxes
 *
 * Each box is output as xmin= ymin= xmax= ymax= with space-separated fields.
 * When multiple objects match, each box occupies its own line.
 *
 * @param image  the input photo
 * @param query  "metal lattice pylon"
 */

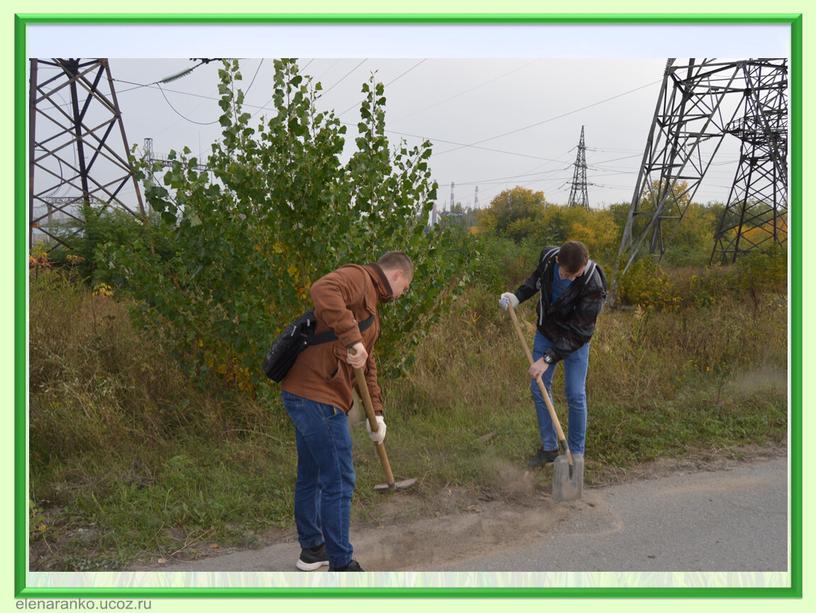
xmin=615 ymin=58 xmax=788 ymax=284
xmin=29 ymin=58 xmax=144 ymax=249
xmin=567 ymin=125 xmax=590 ymax=208
xmin=616 ymin=59 xmax=748 ymax=279
xmin=710 ymin=59 xmax=788 ymax=263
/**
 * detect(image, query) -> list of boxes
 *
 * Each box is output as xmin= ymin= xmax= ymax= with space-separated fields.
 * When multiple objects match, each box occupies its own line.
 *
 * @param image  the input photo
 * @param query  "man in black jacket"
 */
xmin=499 ymin=240 xmax=607 ymax=467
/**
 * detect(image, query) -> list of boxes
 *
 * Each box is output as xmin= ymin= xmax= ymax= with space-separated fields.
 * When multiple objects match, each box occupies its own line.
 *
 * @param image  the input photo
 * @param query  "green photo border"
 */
xmin=14 ymin=12 xmax=803 ymax=599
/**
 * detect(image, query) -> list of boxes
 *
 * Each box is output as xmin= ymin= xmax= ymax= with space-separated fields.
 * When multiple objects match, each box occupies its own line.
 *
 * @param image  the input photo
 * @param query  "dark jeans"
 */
xmin=281 ymin=390 xmax=355 ymax=569
xmin=530 ymin=331 xmax=590 ymax=455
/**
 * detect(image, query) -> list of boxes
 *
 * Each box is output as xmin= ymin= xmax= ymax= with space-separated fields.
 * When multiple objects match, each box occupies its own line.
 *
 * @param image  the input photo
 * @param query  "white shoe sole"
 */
xmin=296 ymin=558 xmax=329 ymax=571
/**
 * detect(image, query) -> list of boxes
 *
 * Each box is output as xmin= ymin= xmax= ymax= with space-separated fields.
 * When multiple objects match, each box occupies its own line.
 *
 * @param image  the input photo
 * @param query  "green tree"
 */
xmin=97 ymin=59 xmax=466 ymax=393
xmin=660 ymin=202 xmax=722 ymax=266
xmin=476 ymin=186 xmax=547 ymax=242
xmin=625 ymin=179 xmax=692 ymax=250
xmin=511 ymin=205 xmax=623 ymax=269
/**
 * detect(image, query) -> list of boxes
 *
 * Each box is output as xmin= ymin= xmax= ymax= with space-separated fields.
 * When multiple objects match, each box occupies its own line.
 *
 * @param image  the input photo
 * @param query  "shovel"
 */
xmin=507 ymin=304 xmax=583 ymax=502
xmin=350 ymin=350 xmax=416 ymax=492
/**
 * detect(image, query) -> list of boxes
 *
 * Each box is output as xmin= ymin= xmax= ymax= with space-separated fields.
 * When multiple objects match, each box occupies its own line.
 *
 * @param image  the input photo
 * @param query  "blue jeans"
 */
xmin=281 ymin=390 xmax=355 ymax=569
xmin=530 ymin=331 xmax=590 ymax=455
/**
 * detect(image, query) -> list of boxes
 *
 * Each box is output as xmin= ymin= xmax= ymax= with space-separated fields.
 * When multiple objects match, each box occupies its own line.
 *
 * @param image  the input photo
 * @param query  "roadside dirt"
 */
xmin=123 ymin=442 xmax=786 ymax=571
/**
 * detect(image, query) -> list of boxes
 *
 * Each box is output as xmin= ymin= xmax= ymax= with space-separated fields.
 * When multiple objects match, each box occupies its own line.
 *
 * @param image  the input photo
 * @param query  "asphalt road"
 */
xmin=436 ymin=455 xmax=788 ymax=572
xmin=133 ymin=455 xmax=788 ymax=572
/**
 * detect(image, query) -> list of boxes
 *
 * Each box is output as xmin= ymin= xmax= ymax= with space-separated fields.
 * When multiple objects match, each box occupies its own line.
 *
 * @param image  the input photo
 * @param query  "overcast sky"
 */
xmin=27 ymin=23 xmax=789 ymax=218
xmin=73 ymin=57 xmax=753 ymax=211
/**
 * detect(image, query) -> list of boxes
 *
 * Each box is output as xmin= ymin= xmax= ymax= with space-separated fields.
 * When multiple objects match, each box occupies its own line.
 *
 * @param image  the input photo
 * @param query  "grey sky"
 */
xmin=105 ymin=57 xmax=754 ymax=209
xmin=27 ymin=22 xmax=789 ymax=220
xmin=30 ymin=53 xmax=785 ymax=227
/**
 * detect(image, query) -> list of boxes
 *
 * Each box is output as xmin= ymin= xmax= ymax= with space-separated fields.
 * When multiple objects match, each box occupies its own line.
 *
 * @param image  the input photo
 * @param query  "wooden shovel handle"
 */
xmin=507 ymin=304 xmax=573 ymax=466
xmin=350 ymin=349 xmax=396 ymax=487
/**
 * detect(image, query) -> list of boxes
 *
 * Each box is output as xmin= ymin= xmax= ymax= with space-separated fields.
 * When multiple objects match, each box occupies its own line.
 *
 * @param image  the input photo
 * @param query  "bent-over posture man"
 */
xmin=281 ymin=252 xmax=413 ymax=572
xmin=499 ymin=240 xmax=606 ymax=467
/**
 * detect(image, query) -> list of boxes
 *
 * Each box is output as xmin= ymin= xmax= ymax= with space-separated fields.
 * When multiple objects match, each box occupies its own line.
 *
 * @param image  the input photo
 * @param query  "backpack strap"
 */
xmin=541 ymin=247 xmax=560 ymax=265
xmin=575 ymin=259 xmax=607 ymax=298
xmin=309 ymin=314 xmax=375 ymax=346
xmin=306 ymin=263 xmax=377 ymax=346
xmin=580 ymin=260 xmax=597 ymax=286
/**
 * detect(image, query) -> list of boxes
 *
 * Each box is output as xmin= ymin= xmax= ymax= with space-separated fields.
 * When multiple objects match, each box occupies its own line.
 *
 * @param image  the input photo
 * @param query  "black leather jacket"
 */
xmin=514 ymin=246 xmax=607 ymax=364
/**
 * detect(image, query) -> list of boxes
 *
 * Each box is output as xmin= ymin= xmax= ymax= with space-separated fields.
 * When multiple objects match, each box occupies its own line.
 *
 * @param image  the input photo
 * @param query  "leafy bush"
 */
xmin=45 ymin=204 xmax=154 ymax=284
xmin=475 ymin=186 xmax=547 ymax=242
xmin=678 ymin=246 xmax=787 ymax=309
xmin=658 ymin=203 xmax=722 ymax=267
xmin=732 ymin=245 xmax=787 ymax=294
xmin=95 ymin=59 xmax=465 ymax=392
xmin=465 ymin=234 xmax=538 ymax=292
xmin=617 ymin=256 xmax=681 ymax=309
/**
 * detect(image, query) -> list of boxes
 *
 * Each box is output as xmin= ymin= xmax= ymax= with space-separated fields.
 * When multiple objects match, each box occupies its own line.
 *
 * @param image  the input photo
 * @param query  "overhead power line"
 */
xmin=113 ymin=66 xmax=658 ymax=165
xmin=337 ymin=59 xmax=427 ymax=117
xmin=385 ymin=59 xmax=427 ymax=87
xmin=432 ymin=78 xmax=662 ymax=158
xmin=243 ymin=58 xmax=265 ymax=96
xmin=392 ymin=59 xmax=538 ymax=122
xmin=156 ymin=83 xmax=220 ymax=126
xmin=322 ymin=58 xmax=368 ymax=95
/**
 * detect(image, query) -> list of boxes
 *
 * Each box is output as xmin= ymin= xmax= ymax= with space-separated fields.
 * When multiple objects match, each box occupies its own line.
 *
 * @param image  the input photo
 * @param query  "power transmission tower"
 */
xmin=567 ymin=125 xmax=590 ymax=208
xmin=614 ymin=58 xmax=788 ymax=288
xmin=143 ymin=137 xmax=209 ymax=171
xmin=474 ymin=185 xmax=479 ymax=208
xmin=29 ymin=58 xmax=144 ymax=249
xmin=711 ymin=59 xmax=788 ymax=263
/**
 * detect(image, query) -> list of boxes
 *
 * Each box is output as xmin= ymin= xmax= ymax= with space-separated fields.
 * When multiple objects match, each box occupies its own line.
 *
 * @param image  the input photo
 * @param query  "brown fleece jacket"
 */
xmin=281 ymin=263 xmax=393 ymax=413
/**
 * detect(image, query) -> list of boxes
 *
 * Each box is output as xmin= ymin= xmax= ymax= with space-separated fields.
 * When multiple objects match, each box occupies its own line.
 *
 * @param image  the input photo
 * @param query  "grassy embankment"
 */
xmin=29 ymin=269 xmax=786 ymax=570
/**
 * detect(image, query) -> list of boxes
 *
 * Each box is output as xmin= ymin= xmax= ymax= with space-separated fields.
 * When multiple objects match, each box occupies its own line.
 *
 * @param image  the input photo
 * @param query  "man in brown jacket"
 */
xmin=281 ymin=252 xmax=413 ymax=572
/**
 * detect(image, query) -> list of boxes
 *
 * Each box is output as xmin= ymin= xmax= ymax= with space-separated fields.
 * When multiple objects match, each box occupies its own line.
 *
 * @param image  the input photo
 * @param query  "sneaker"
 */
xmin=527 ymin=447 xmax=560 ymax=468
xmin=331 ymin=559 xmax=364 ymax=572
xmin=296 ymin=543 xmax=329 ymax=571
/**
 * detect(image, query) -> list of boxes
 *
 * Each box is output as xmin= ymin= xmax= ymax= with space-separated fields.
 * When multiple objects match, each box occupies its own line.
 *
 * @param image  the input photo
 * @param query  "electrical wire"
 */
xmin=112 ymin=58 xmax=216 ymax=93
xmin=321 ymin=59 xmax=368 ymax=95
xmin=392 ymin=59 xmax=538 ymax=122
xmin=250 ymin=59 xmax=314 ymax=119
xmin=452 ymin=164 xmax=573 ymax=187
xmin=342 ymin=123 xmax=575 ymax=163
xmin=156 ymin=83 xmax=220 ymax=126
xmin=243 ymin=58 xmax=264 ymax=96
xmin=116 ymin=75 xmax=630 ymax=163
xmin=113 ymin=67 xmax=663 ymax=166
xmin=337 ymin=59 xmax=427 ymax=117
xmin=309 ymin=58 xmax=340 ymax=84
xmin=385 ymin=59 xmax=426 ymax=87
xmin=478 ymin=174 xmax=573 ymax=187
xmin=432 ymin=78 xmax=662 ymax=158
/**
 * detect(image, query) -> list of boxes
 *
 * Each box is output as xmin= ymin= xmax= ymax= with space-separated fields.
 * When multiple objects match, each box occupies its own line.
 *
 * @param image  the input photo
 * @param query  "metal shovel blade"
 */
xmin=553 ymin=455 xmax=584 ymax=502
xmin=374 ymin=477 xmax=417 ymax=492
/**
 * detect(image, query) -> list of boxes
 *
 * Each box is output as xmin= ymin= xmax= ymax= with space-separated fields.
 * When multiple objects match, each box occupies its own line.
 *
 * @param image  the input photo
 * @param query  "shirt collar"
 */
xmin=365 ymin=263 xmax=394 ymax=302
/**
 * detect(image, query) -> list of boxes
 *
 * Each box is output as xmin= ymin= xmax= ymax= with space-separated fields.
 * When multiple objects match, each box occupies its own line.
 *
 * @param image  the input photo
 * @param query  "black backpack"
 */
xmin=262 ymin=310 xmax=375 ymax=382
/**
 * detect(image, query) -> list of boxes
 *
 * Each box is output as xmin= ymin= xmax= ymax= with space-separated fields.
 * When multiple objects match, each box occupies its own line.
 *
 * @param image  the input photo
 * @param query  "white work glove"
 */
xmin=366 ymin=415 xmax=387 ymax=444
xmin=347 ymin=342 xmax=368 ymax=369
xmin=499 ymin=292 xmax=519 ymax=311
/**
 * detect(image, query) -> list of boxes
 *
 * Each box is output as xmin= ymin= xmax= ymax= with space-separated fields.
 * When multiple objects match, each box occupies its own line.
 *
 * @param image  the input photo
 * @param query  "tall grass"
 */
xmin=30 ymin=271 xmax=276 ymax=462
xmin=391 ymin=283 xmax=786 ymax=417
xmin=30 ymin=270 xmax=294 ymax=570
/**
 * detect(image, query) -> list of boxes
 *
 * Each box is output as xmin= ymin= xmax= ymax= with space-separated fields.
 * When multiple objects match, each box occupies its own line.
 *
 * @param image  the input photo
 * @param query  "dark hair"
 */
xmin=377 ymin=251 xmax=413 ymax=275
xmin=558 ymin=240 xmax=589 ymax=273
